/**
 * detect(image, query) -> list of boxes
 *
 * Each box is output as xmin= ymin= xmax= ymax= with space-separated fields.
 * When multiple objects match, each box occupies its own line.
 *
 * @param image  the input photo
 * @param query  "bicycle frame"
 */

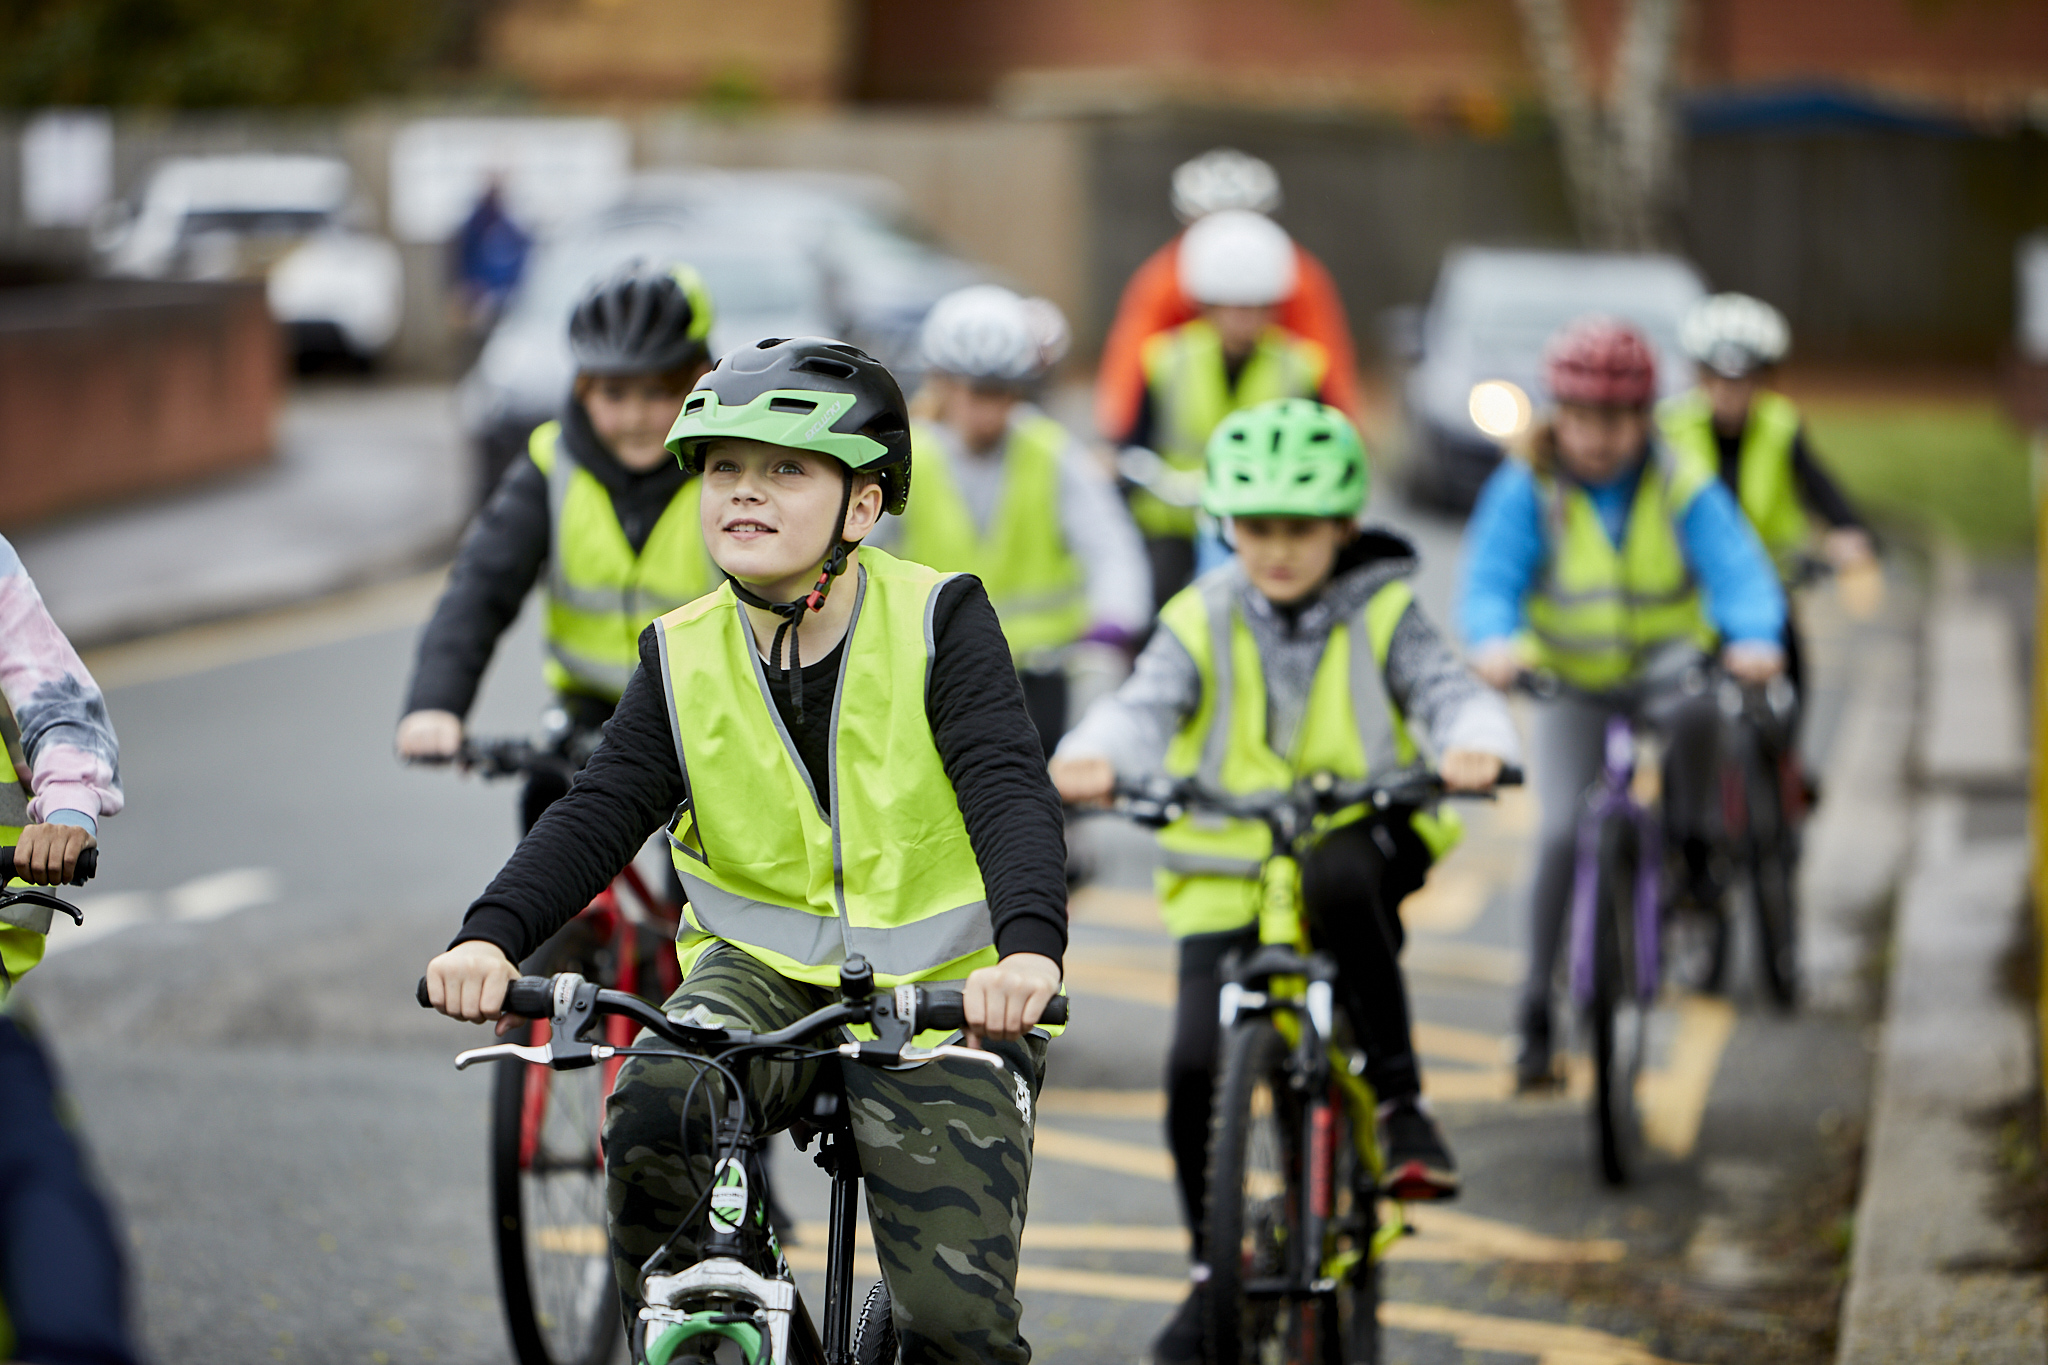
xmin=1567 ymin=715 xmax=1662 ymax=1011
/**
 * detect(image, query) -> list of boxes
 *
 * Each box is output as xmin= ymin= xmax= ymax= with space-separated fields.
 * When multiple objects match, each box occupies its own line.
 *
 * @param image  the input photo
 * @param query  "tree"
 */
xmin=1513 ymin=0 xmax=1687 ymax=250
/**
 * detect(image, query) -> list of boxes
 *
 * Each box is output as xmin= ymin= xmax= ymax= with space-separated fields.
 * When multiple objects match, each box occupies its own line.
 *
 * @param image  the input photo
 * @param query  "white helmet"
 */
xmin=1178 ymin=210 xmax=1297 ymax=307
xmin=920 ymin=285 xmax=1043 ymax=384
xmin=1172 ymin=148 xmax=1282 ymax=223
xmin=1019 ymin=295 xmax=1071 ymax=372
xmin=1681 ymin=293 xmax=1791 ymax=378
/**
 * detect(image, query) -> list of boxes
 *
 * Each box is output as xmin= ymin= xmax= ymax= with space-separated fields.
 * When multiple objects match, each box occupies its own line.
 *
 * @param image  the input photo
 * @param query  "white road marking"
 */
xmin=43 ymin=867 xmax=280 ymax=955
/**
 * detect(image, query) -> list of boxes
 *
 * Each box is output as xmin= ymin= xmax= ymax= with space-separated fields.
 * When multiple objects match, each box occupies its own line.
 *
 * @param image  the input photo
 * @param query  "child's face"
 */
xmin=933 ymin=375 xmax=1018 ymax=454
xmin=582 ymin=372 xmax=697 ymax=472
xmin=699 ymin=439 xmax=883 ymax=595
xmin=1701 ymin=371 xmax=1760 ymax=433
xmin=1554 ymin=404 xmax=1652 ymax=484
xmin=1203 ymin=304 xmax=1277 ymax=360
xmin=1232 ymin=516 xmax=1354 ymax=605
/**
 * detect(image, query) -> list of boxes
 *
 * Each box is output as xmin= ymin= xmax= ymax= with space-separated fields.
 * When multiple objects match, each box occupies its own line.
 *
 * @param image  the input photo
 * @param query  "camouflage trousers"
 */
xmin=603 ymin=943 xmax=1049 ymax=1365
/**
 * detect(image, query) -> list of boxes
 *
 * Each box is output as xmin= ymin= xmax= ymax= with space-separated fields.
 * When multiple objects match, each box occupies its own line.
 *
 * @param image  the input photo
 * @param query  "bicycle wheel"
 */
xmin=1589 ymin=816 xmax=1648 ymax=1187
xmin=1746 ymin=753 xmax=1801 ymax=1011
xmin=851 ymin=1278 xmax=898 ymax=1365
xmin=1207 ymin=1019 xmax=1339 ymax=1365
xmin=1321 ymin=1110 xmax=1381 ymax=1365
xmin=491 ymin=937 xmax=621 ymax=1365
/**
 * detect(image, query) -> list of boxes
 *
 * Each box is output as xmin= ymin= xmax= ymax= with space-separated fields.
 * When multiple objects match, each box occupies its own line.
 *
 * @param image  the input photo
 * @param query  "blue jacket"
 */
xmin=1457 ymin=451 xmax=1786 ymax=650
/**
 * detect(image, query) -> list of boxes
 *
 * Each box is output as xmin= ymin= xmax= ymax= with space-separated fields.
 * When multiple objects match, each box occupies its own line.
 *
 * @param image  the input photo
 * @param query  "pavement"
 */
xmin=12 ymin=379 xmax=470 ymax=648
xmin=4 ymin=377 xmax=2030 ymax=1364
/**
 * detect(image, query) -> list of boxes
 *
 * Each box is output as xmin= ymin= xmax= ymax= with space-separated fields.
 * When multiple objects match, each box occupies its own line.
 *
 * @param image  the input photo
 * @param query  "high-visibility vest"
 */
xmin=0 ymin=739 xmax=36 ymax=995
xmin=1524 ymin=448 xmax=1718 ymax=691
xmin=1151 ymin=568 xmax=1456 ymax=939
xmin=1135 ymin=321 xmax=1326 ymax=539
xmin=897 ymin=417 xmax=1088 ymax=660
xmin=529 ymin=423 xmax=712 ymax=702
xmin=1659 ymin=389 xmax=1809 ymax=575
xmin=656 ymin=547 xmax=997 ymax=989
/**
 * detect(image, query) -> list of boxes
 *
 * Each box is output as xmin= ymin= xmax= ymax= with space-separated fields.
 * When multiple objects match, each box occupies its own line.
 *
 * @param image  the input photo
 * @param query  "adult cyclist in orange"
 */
xmin=1095 ymin=147 xmax=1360 ymax=441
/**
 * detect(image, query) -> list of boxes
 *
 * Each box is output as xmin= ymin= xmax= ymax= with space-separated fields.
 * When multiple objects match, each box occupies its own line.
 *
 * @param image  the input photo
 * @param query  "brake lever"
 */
xmin=0 ymin=888 xmax=84 ymax=926
xmin=454 ymin=1039 xmax=618 ymax=1071
xmin=835 ymin=1041 xmax=1006 ymax=1070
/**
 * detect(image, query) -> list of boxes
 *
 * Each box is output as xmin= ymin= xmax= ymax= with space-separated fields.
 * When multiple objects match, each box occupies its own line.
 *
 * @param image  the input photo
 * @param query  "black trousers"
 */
xmin=1165 ymin=816 xmax=1433 ymax=1256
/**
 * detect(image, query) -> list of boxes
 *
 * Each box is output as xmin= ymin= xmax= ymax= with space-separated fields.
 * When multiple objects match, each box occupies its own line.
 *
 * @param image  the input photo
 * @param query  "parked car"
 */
xmin=1391 ymin=247 xmax=1708 ymax=510
xmin=458 ymin=169 xmax=986 ymax=502
xmin=92 ymin=155 xmax=404 ymax=368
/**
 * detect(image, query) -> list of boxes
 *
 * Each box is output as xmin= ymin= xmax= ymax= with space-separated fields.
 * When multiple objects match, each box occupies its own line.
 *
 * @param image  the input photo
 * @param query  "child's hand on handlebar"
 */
xmin=425 ymin=941 xmax=523 ymax=1034
xmin=962 ymin=952 xmax=1062 ymax=1046
xmin=1049 ymin=755 xmax=1115 ymax=808
xmin=1721 ymin=642 xmax=1785 ymax=684
xmin=397 ymin=709 xmax=464 ymax=761
xmin=1439 ymin=750 xmax=1504 ymax=793
xmin=1468 ymin=640 xmax=1527 ymax=692
xmin=13 ymin=822 xmax=96 ymax=885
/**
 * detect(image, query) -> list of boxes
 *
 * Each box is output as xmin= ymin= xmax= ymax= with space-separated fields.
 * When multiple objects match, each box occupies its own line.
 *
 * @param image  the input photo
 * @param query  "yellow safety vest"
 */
xmin=529 ymin=423 xmax=712 ymax=702
xmin=0 ymin=740 xmax=36 ymax=994
xmin=1136 ymin=321 xmax=1327 ymax=539
xmin=656 ymin=548 xmax=997 ymax=989
xmin=1659 ymin=389 xmax=1808 ymax=575
xmin=897 ymin=417 xmax=1088 ymax=661
xmin=1524 ymin=449 xmax=1717 ymax=691
xmin=1152 ymin=570 xmax=1456 ymax=938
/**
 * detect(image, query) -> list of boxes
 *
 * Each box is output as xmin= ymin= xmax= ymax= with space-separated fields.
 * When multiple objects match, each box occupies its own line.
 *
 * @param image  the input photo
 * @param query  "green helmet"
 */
xmin=1202 ymin=398 xmax=1368 ymax=519
xmin=666 ymin=337 xmax=913 ymax=514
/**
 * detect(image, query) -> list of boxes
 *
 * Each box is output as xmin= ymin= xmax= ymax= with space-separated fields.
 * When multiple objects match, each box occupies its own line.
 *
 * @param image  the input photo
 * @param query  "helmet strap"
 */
xmin=721 ymin=469 xmax=858 ymax=725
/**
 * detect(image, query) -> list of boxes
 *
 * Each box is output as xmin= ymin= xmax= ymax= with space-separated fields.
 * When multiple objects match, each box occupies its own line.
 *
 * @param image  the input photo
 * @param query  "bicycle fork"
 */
xmin=1567 ymin=717 xmax=1661 ymax=1011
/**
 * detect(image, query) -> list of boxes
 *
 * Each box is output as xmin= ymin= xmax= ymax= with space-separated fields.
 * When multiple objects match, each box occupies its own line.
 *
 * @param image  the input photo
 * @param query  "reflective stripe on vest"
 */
xmin=1151 ymin=567 xmax=1420 ymax=937
xmin=898 ymin=417 xmax=1088 ymax=659
xmin=0 ymin=737 xmax=36 ymax=995
xmin=655 ymin=547 xmax=996 ymax=988
xmin=1524 ymin=447 xmax=1716 ymax=691
xmin=1659 ymin=389 xmax=1808 ymax=573
xmin=530 ymin=423 xmax=712 ymax=701
xmin=1135 ymin=321 xmax=1326 ymax=538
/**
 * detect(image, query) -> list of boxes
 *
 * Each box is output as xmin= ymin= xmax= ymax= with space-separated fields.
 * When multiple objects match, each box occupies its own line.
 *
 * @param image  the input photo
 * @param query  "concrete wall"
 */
xmin=0 ymin=281 xmax=280 ymax=527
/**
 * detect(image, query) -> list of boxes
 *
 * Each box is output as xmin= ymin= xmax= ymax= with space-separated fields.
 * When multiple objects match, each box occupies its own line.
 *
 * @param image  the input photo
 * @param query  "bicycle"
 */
xmin=415 ymin=737 xmax=684 ymax=1365
xmin=1115 ymin=768 xmax=1515 ymax=1365
xmin=417 ymin=957 xmax=1069 ymax=1365
xmin=0 ymin=844 xmax=100 ymax=991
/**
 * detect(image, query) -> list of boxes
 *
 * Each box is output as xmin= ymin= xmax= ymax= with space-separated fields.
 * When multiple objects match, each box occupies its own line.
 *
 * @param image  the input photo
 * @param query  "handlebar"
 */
xmin=0 ymin=845 xmax=98 ymax=885
xmin=417 ymin=965 xmax=1069 ymax=1069
xmin=1103 ymin=767 xmax=1522 ymax=840
xmin=407 ymin=737 xmax=569 ymax=781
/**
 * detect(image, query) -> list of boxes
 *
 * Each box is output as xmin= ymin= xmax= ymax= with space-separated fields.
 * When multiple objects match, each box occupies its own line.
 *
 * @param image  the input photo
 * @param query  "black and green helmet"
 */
xmin=568 ymin=261 xmax=715 ymax=376
xmin=1203 ymin=398 xmax=1369 ymax=519
xmin=665 ymin=337 xmax=913 ymax=515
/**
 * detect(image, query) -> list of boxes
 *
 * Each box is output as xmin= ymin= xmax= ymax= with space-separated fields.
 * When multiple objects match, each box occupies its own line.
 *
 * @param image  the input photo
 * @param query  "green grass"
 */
xmin=1803 ymin=400 xmax=2035 ymax=555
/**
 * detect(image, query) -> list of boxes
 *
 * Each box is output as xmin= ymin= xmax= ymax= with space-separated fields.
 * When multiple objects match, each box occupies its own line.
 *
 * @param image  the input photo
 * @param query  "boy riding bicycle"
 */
xmin=425 ymin=337 xmax=1066 ymax=1362
xmin=1051 ymin=398 xmax=1518 ymax=1365
xmin=398 ymin=262 xmax=717 ymax=829
xmin=1115 ymin=211 xmax=1329 ymax=608
xmin=1664 ymin=293 xmax=1880 ymax=721
xmin=886 ymin=284 xmax=1151 ymax=755
xmin=1458 ymin=317 xmax=1788 ymax=1091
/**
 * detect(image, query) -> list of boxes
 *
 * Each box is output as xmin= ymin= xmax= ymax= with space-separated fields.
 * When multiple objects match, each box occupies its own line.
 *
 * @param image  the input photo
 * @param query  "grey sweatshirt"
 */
xmin=1058 ymin=527 xmax=1521 ymax=778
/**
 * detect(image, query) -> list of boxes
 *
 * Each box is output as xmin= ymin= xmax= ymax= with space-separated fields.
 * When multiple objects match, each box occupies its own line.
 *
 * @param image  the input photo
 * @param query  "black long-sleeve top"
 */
xmin=1712 ymin=424 xmax=1865 ymax=532
xmin=451 ymin=573 xmax=1070 ymax=970
xmin=404 ymin=401 xmax=691 ymax=717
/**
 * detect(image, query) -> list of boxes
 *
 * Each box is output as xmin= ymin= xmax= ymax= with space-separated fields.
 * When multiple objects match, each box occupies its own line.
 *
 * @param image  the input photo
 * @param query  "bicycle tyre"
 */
xmin=1746 ymin=754 xmax=1801 ymax=1011
xmin=851 ymin=1278 xmax=897 ymax=1365
xmin=1207 ymin=1019 xmax=1334 ymax=1365
xmin=1590 ymin=816 xmax=1647 ymax=1187
xmin=490 ymin=935 xmax=622 ymax=1365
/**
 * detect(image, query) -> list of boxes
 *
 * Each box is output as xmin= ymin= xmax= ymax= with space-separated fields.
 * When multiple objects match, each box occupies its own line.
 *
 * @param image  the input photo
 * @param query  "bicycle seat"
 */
xmin=1222 ymin=942 xmax=1325 ymax=988
xmin=787 ymin=1086 xmax=852 ymax=1151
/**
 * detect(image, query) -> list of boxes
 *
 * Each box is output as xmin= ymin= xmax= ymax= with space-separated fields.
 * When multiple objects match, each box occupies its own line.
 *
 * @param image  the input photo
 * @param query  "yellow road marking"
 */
xmin=1638 ymin=994 xmax=1737 ymax=1158
xmin=1061 ymin=957 xmax=1174 ymax=1008
xmin=1038 ymin=1087 xmax=1165 ymax=1119
xmin=1066 ymin=886 xmax=1166 ymax=932
xmin=1381 ymin=1301 xmax=1695 ymax=1364
xmin=84 ymin=568 xmax=447 ymax=689
xmin=1404 ymin=935 xmax=1526 ymax=986
xmin=1421 ymin=1067 xmax=1515 ymax=1103
xmin=794 ymin=1221 xmax=1187 ymax=1254
xmin=1397 ymin=1206 xmax=1623 ymax=1264
xmin=1413 ymin=1021 xmax=1509 ymax=1067
xmin=1400 ymin=864 xmax=1498 ymax=934
xmin=1033 ymin=1126 xmax=1175 ymax=1181
xmin=530 ymin=1224 xmax=607 ymax=1255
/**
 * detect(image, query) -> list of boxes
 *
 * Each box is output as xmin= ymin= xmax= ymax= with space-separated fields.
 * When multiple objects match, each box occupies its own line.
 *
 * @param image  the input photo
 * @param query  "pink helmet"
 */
xmin=1543 ymin=316 xmax=1657 ymax=407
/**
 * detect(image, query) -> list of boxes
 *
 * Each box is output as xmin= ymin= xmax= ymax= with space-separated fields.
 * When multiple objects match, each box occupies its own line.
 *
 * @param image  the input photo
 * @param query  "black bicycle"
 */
xmin=420 ymin=959 xmax=1067 ymax=1365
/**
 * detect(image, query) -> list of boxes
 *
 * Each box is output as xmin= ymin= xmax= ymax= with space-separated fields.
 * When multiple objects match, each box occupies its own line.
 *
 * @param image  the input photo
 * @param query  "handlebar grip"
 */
xmin=916 ymin=989 xmax=1069 ymax=1033
xmin=416 ymin=977 xmax=432 ymax=1008
xmin=1496 ymin=765 xmax=1525 ymax=788
xmin=504 ymin=976 xmax=556 ymax=1018
xmin=0 ymin=845 xmax=99 ymax=885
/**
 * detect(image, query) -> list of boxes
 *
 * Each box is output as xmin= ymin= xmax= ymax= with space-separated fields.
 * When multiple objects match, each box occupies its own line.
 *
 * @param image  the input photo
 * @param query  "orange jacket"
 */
xmin=1097 ymin=235 xmax=1360 ymax=440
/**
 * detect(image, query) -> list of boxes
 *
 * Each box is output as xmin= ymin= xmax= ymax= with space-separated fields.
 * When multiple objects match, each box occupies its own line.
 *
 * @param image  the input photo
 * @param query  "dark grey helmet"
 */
xmin=567 ymin=261 xmax=716 ymax=376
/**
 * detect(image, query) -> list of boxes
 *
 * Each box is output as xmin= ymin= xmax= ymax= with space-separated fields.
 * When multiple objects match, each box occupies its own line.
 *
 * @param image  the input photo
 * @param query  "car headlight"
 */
xmin=1468 ymin=380 xmax=1532 ymax=441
